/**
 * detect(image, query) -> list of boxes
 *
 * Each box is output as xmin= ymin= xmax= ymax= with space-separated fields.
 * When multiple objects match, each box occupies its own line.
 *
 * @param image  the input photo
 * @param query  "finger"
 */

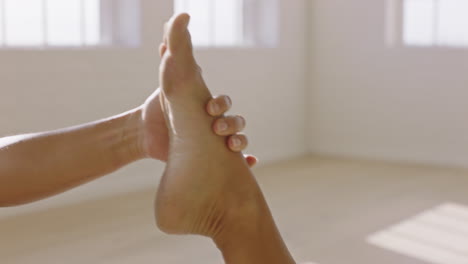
xmin=214 ymin=115 xmax=246 ymax=136
xmin=227 ymin=134 xmax=248 ymax=152
xmin=206 ymin=95 xmax=232 ymax=116
xmin=244 ymin=155 xmax=258 ymax=168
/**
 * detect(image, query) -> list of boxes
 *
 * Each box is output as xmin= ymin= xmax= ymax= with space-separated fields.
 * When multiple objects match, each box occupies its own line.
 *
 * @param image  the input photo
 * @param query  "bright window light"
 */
xmin=437 ymin=0 xmax=468 ymax=46
xmin=175 ymin=0 xmax=243 ymax=47
xmin=404 ymin=0 xmax=435 ymax=46
xmin=0 ymin=0 xmax=140 ymax=48
xmin=83 ymin=0 xmax=100 ymax=45
xmin=46 ymin=0 xmax=83 ymax=46
xmin=403 ymin=0 xmax=468 ymax=47
xmin=174 ymin=0 xmax=278 ymax=48
xmin=368 ymin=203 xmax=468 ymax=264
xmin=4 ymin=0 xmax=44 ymax=46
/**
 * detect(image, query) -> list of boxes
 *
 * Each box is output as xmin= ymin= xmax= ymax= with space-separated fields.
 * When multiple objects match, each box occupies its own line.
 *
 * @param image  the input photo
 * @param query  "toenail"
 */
xmin=217 ymin=121 xmax=228 ymax=132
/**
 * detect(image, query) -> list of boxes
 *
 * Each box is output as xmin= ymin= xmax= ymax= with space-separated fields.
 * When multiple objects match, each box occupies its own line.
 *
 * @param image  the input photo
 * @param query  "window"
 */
xmin=400 ymin=0 xmax=468 ymax=47
xmin=0 ymin=0 xmax=140 ymax=48
xmin=174 ymin=0 xmax=278 ymax=48
xmin=368 ymin=203 xmax=468 ymax=264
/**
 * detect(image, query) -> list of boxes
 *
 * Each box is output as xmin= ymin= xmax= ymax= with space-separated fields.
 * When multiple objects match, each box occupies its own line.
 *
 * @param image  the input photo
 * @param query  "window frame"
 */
xmin=174 ymin=0 xmax=278 ymax=49
xmin=0 ymin=0 xmax=141 ymax=50
xmin=389 ymin=0 xmax=468 ymax=48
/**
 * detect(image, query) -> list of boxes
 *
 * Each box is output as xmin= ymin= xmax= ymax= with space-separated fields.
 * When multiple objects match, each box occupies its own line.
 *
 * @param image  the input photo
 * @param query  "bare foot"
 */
xmin=155 ymin=14 xmax=296 ymax=264
xmin=155 ymin=14 xmax=262 ymax=238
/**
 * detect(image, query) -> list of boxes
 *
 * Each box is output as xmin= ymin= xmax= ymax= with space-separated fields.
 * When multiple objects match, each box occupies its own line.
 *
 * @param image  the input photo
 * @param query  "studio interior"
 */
xmin=1 ymin=1 xmax=467 ymax=264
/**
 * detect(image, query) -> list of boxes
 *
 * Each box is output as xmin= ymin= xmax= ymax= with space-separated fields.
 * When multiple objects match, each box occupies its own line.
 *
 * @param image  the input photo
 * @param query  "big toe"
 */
xmin=166 ymin=13 xmax=194 ymax=60
xmin=160 ymin=13 xmax=210 ymax=102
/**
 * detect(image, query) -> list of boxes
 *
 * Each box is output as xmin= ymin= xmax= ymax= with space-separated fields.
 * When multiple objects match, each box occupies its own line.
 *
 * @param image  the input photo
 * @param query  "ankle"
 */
xmin=213 ymin=190 xmax=296 ymax=264
xmin=213 ymin=189 xmax=267 ymax=247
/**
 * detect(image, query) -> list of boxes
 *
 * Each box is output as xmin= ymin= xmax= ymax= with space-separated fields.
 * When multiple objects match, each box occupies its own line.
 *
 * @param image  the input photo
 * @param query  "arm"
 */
xmin=0 ymin=93 xmax=254 ymax=207
xmin=0 ymin=108 xmax=144 ymax=206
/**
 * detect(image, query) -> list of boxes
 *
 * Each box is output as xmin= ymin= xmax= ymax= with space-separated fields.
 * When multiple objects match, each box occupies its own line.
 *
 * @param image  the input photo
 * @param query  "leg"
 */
xmin=155 ymin=13 xmax=296 ymax=264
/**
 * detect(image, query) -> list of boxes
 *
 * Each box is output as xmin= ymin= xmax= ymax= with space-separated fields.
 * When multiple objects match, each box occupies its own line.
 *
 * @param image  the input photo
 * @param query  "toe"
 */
xmin=161 ymin=13 xmax=199 ymax=93
xmin=159 ymin=43 xmax=167 ymax=57
xmin=167 ymin=13 xmax=194 ymax=58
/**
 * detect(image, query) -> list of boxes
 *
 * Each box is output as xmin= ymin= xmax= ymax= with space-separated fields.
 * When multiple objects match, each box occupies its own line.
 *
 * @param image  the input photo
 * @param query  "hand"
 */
xmin=206 ymin=95 xmax=258 ymax=167
xmin=140 ymin=89 xmax=257 ymax=166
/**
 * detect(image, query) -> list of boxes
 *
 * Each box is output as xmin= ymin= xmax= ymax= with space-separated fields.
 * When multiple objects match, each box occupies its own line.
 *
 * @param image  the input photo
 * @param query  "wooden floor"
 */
xmin=1 ymin=155 xmax=468 ymax=264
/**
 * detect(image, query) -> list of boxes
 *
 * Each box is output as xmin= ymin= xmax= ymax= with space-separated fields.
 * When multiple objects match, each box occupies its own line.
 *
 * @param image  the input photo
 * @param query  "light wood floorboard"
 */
xmin=2 ymin=155 xmax=468 ymax=264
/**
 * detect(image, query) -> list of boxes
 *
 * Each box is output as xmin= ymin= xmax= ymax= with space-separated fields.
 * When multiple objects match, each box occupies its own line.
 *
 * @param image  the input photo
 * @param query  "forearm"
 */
xmin=0 ymin=107 xmax=146 ymax=206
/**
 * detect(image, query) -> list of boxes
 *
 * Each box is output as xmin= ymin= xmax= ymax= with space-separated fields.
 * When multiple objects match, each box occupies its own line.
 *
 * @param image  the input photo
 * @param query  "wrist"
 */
xmin=114 ymin=106 xmax=147 ymax=163
xmin=139 ymin=89 xmax=170 ymax=161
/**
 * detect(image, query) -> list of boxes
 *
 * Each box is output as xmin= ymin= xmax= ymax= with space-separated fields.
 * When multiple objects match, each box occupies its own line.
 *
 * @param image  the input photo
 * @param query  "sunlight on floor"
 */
xmin=368 ymin=203 xmax=468 ymax=264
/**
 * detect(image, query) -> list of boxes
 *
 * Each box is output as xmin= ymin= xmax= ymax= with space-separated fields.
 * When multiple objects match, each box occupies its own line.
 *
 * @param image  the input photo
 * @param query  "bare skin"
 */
xmin=155 ymin=14 xmax=296 ymax=264
xmin=0 ymin=63 xmax=256 ymax=207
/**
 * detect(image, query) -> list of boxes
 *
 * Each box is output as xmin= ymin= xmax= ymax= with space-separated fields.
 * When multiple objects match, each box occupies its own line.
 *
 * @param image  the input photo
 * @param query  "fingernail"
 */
xmin=217 ymin=121 xmax=228 ymax=132
xmin=211 ymin=103 xmax=220 ymax=114
xmin=225 ymin=96 xmax=232 ymax=108
xmin=237 ymin=116 xmax=246 ymax=127
xmin=232 ymin=138 xmax=241 ymax=148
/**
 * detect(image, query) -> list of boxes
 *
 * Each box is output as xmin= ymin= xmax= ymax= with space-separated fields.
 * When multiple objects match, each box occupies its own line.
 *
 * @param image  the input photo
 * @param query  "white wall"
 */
xmin=308 ymin=0 xmax=468 ymax=168
xmin=0 ymin=0 xmax=308 ymax=216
